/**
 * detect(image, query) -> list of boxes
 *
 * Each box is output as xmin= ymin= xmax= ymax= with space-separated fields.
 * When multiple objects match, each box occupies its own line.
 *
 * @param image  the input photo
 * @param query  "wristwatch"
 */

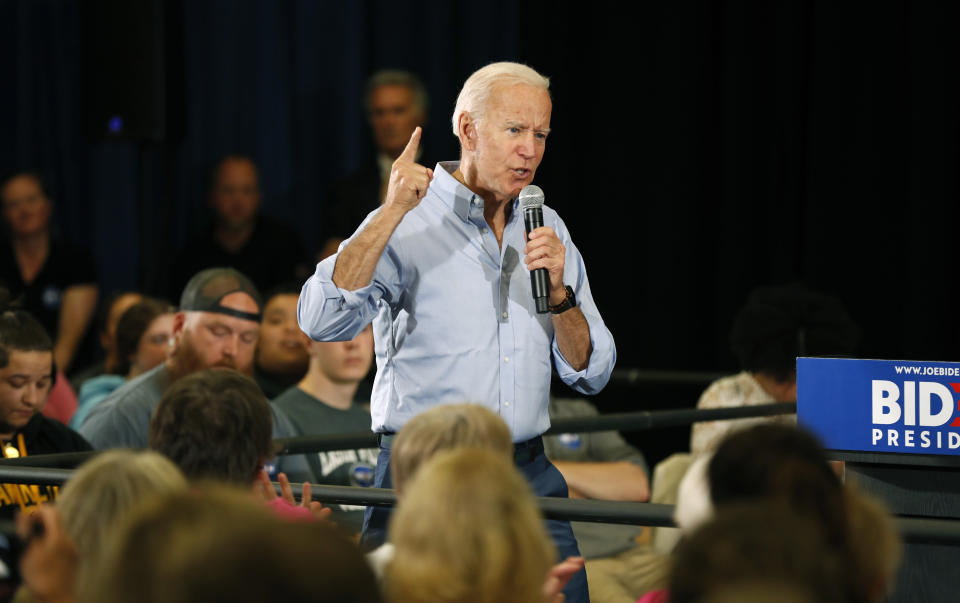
xmin=549 ymin=286 xmax=577 ymax=315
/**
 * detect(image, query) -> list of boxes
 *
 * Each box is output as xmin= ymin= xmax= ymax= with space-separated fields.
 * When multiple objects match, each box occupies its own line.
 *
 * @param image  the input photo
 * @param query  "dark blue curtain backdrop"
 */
xmin=3 ymin=0 xmax=960 ymax=389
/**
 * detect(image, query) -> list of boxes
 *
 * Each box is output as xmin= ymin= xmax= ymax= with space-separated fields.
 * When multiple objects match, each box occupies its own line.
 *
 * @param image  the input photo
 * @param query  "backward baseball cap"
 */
xmin=179 ymin=268 xmax=263 ymax=322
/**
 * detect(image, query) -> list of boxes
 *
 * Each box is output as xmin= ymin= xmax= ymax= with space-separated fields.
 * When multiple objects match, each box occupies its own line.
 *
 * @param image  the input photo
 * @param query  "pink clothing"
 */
xmin=265 ymin=497 xmax=315 ymax=522
xmin=636 ymin=589 xmax=669 ymax=603
xmin=41 ymin=370 xmax=77 ymax=425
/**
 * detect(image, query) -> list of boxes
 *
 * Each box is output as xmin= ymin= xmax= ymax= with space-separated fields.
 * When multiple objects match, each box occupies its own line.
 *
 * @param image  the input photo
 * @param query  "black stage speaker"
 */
xmin=81 ymin=0 xmax=185 ymax=143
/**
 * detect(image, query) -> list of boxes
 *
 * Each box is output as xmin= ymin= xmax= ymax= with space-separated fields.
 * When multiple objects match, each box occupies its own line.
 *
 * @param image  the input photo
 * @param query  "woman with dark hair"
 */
xmin=0 ymin=171 xmax=98 ymax=373
xmin=690 ymin=283 xmax=860 ymax=454
xmin=72 ymin=299 xmax=174 ymax=429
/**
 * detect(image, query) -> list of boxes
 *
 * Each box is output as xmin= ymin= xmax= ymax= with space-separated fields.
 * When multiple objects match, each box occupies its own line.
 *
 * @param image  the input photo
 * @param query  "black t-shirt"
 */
xmin=0 ymin=412 xmax=93 ymax=517
xmin=171 ymin=214 xmax=307 ymax=298
xmin=0 ymin=413 xmax=91 ymax=595
xmin=0 ymin=239 xmax=98 ymax=337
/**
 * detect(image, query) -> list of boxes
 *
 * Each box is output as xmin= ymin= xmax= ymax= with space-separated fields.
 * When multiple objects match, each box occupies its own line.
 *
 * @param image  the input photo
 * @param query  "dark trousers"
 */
xmin=361 ymin=435 xmax=590 ymax=603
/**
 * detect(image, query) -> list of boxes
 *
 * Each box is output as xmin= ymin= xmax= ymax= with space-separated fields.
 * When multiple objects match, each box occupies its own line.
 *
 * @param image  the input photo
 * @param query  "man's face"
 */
xmin=0 ymin=350 xmax=53 ymax=435
xmin=256 ymin=293 xmax=308 ymax=377
xmin=310 ymin=325 xmax=374 ymax=385
xmin=171 ymin=292 xmax=260 ymax=377
xmin=210 ymin=158 xmax=260 ymax=229
xmin=0 ymin=175 xmax=52 ymax=238
xmin=469 ymin=83 xmax=551 ymax=202
xmin=369 ymin=84 xmax=425 ymax=159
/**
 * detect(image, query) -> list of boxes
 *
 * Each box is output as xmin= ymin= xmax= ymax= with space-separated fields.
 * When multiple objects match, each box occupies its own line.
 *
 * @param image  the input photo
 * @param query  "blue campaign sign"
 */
xmin=797 ymin=357 xmax=960 ymax=456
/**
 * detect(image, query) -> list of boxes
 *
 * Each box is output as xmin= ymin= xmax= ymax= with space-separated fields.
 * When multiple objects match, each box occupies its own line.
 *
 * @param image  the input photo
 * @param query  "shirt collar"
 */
xmin=433 ymin=162 xmax=520 ymax=223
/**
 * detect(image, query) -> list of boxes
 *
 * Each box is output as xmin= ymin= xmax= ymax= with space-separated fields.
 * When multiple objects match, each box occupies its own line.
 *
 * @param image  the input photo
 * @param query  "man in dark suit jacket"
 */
xmin=320 ymin=71 xmax=429 ymax=259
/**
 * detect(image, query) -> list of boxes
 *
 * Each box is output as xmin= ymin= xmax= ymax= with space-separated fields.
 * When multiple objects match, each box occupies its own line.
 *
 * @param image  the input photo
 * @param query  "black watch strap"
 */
xmin=549 ymin=286 xmax=577 ymax=314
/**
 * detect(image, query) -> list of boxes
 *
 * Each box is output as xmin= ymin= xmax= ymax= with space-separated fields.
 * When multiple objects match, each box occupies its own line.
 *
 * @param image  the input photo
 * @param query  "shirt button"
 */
xmin=481 ymin=228 xmax=488 ymax=234
xmin=504 ymin=356 xmax=510 ymax=363
xmin=504 ymin=401 xmax=511 ymax=407
xmin=502 ymin=312 xmax=508 ymax=319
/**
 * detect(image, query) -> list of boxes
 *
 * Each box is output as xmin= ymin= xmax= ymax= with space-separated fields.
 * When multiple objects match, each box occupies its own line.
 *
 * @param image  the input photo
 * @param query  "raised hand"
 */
xmin=18 ymin=505 xmax=79 ymax=603
xmin=384 ymin=126 xmax=434 ymax=213
xmin=542 ymin=556 xmax=585 ymax=603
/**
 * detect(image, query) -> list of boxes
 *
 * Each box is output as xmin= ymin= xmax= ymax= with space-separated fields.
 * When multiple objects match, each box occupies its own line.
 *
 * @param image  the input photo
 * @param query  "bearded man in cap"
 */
xmin=79 ymin=269 xmax=308 ymax=482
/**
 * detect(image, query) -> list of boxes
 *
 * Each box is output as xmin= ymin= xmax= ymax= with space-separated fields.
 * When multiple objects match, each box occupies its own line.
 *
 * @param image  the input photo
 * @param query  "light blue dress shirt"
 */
xmin=298 ymin=162 xmax=616 ymax=442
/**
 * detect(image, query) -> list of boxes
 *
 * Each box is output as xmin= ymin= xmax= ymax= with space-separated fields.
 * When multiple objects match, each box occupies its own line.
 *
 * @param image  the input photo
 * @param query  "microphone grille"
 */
xmin=519 ymin=185 xmax=544 ymax=209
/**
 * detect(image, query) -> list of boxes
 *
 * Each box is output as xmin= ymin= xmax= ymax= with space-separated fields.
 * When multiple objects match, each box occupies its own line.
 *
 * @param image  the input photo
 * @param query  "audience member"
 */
xmin=0 ymin=171 xmax=98 ymax=373
xmin=690 ymin=283 xmax=859 ymax=454
xmin=320 ymin=70 xmax=430 ymax=259
xmin=544 ymin=398 xmax=668 ymax=603
xmin=149 ymin=369 xmax=276 ymax=485
xmin=843 ymin=487 xmax=902 ymax=603
xmin=0 ymin=302 xmax=90 ymax=595
xmin=0 ymin=305 xmax=91 ymax=517
xmin=148 ymin=368 xmax=323 ymax=517
xmin=72 ymin=298 xmax=174 ymax=429
xmin=365 ymin=404 xmax=513 ymax=575
xmin=667 ymin=504 xmax=848 ymax=603
xmin=78 ymin=487 xmax=381 ymax=603
xmin=77 ymin=268 xmax=311 ymax=479
xmin=69 ymin=290 xmax=143 ymax=392
xmin=271 ymin=324 xmax=376 ymax=534
xmin=366 ymin=403 xmax=585 ymax=600
xmin=254 ymin=284 xmax=309 ymax=398
xmin=385 ymin=448 xmax=559 ymax=603
xmin=388 ymin=403 xmax=514 ymax=494
xmin=671 ymin=424 xmax=901 ymax=603
xmin=171 ymin=155 xmax=307 ymax=297
xmin=16 ymin=450 xmax=188 ymax=603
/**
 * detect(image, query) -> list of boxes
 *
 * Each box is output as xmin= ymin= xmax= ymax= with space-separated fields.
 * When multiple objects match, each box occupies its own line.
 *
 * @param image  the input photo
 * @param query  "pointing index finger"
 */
xmin=398 ymin=126 xmax=422 ymax=162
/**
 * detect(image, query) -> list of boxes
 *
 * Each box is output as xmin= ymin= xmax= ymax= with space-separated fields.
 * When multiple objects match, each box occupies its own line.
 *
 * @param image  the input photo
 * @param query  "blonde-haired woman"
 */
xmin=17 ymin=450 xmax=188 ymax=603
xmin=385 ymin=448 xmax=562 ymax=603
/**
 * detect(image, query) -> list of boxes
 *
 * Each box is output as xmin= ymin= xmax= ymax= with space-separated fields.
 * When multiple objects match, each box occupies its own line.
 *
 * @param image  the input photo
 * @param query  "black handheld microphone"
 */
xmin=519 ymin=185 xmax=550 ymax=314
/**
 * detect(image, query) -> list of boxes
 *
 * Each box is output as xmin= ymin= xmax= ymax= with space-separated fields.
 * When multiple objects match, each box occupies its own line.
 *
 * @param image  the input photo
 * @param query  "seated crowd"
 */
xmin=0 ymin=230 xmax=900 ymax=603
xmin=0 ymin=72 xmax=902 ymax=602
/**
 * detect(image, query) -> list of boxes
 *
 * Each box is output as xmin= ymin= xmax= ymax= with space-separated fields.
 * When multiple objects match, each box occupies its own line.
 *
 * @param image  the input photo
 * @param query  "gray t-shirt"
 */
xmin=77 ymin=365 xmax=314 ymax=482
xmin=544 ymin=397 xmax=649 ymax=559
xmin=271 ymin=386 xmax=378 ymax=535
xmin=78 ymin=364 xmax=171 ymax=449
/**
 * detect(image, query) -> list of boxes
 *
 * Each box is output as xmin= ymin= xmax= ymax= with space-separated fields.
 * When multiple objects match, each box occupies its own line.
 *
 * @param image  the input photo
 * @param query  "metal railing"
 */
xmin=0 ymin=403 xmax=796 ymax=468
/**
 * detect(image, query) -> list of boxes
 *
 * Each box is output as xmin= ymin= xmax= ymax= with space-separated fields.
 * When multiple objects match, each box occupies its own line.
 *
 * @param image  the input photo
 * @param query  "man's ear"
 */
xmin=458 ymin=113 xmax=477 ymax=152
xmin=171 ymin=312 xmax=187 ymax=336
xmin=169 ymin=312 xmax=188 ymax=354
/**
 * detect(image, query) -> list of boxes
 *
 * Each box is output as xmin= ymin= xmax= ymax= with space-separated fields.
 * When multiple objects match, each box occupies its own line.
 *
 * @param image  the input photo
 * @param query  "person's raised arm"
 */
xmin=332 ymin=127 xmax=433 ymax=291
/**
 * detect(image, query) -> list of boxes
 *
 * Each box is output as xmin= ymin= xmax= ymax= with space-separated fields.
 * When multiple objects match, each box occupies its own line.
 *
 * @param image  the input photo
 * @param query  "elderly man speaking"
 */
xmin=299 ymin=62 xmax=616 ymax=603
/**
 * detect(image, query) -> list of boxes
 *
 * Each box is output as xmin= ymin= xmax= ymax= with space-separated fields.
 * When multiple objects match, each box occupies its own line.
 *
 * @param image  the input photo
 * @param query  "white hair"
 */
xmin=451 ymin=62 xmax=550 ymax=137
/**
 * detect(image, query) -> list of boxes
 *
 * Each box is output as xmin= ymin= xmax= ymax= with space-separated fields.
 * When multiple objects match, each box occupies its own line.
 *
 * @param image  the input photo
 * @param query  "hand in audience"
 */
xmin=542 ymin=556 xmax=585 ymax=603
xmin=254 ymin=470 xmax=332 ymax=522
xmin=17 ymin=505 xmax=78 ymax=603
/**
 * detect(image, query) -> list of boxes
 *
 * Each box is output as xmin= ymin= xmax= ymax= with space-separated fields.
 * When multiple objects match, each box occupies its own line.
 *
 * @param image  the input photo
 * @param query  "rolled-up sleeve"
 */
xmin=298 ymin=240 xmax=405 ymax=342
xmin=551 ymin=235 xmax=617 ymax=395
